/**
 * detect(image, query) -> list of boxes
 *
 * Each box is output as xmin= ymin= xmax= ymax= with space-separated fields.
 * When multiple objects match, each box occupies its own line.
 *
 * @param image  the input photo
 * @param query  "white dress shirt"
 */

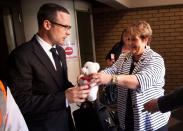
xmin=36 ymin=34 xmax=62 ymax=70
xmin=5 ymin=87 xmax=29 ymax=131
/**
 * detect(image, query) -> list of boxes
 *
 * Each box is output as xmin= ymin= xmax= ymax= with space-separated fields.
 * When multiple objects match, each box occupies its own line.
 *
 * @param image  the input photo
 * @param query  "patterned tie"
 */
xmin=50 ymin=48 xmax=62 ymax=72
xmin=50 ymin=47 xmax=66 ymax=89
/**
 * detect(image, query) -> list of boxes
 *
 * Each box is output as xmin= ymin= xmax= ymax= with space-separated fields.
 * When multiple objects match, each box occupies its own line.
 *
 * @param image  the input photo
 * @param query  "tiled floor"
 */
xmin=168 ymin=108 xmax=183 ymax=131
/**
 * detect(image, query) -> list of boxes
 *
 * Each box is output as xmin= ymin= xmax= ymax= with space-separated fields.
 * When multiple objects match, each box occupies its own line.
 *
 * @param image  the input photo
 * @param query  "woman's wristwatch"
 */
xmin=111 ymin=75 xmax=118 ymax=85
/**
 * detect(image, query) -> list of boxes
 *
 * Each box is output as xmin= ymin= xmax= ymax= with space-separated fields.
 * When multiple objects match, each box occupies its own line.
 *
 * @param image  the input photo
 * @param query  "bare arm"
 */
xmin=91 ymin=73 xmax=139 ymax=90
xmin=117 ymin=74 xmax=139 ymax=89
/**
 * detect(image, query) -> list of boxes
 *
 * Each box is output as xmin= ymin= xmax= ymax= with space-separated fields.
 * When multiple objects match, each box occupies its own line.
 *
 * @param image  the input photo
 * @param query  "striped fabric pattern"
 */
xmin=102 ymin=46 xmax=170 ymax=131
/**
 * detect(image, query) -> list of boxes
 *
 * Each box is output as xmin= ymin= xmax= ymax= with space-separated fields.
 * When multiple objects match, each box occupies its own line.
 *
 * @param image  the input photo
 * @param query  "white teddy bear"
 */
xmin=78 ymin=61 xmax=100 ymax=101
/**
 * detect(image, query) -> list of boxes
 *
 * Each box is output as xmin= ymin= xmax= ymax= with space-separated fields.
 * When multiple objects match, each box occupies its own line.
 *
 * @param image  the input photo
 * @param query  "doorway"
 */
xmin=76 ymin=11 xmax=95 ymax=66
xmin=0 ymin=8 xmax=16 ymax=80
xmin=0 ymin=0 xmax=25 ymax=81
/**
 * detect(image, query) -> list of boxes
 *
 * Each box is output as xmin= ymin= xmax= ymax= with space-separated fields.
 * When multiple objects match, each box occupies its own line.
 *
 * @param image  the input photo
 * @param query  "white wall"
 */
xmin=21 ymin=0 xmax=92 ymax=111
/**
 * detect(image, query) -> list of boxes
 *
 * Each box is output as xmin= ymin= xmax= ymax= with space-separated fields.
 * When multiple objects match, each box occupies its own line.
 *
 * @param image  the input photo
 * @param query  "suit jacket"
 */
xmin=7 ymin=36 xmax=74 ymax=131
xmin=158 ymin=86 xmax=183 ymax=113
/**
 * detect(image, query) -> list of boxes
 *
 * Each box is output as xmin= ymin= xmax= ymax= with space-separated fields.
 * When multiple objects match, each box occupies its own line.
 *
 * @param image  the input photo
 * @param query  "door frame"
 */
xmin=75 ymin=9 xmax=96 ymax=67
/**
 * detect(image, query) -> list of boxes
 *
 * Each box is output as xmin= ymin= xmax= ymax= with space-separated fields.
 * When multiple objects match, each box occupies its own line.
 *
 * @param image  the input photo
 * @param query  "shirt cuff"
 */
xmin=66 ymin=98 xmax=69 ymax=107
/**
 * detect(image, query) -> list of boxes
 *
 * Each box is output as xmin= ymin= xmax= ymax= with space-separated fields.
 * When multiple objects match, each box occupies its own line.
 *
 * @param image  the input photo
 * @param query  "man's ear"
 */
xmin=43 ymin=20 xmax=51 ymax=30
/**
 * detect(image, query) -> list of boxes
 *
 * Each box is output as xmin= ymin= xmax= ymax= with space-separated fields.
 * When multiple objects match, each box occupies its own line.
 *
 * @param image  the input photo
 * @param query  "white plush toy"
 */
xmin=78 ymin=61 xmax=100 ymax=101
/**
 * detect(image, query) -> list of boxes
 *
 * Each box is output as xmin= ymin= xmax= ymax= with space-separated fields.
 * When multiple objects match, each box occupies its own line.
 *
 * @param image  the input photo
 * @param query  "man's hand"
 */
xmin=144 ymin=98 xmax=159 ymax=114
xmin=65 ymin=85 xmax=90 ymax=104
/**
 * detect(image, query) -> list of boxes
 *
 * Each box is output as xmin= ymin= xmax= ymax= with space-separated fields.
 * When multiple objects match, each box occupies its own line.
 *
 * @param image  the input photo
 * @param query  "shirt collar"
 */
xmin=36 ymin=34 xmax=56 ymax=52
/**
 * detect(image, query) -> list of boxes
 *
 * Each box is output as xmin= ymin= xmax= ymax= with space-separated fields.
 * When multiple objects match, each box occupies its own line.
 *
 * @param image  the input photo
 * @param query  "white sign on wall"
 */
xmin=61 ymin=41 xmax=79 ymax=60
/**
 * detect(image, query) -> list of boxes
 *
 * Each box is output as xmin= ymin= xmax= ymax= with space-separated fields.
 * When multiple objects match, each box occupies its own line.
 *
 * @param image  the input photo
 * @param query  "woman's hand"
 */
xmin=89 ymin=72 xmax=112 ymax=85
xmin=77 ymin=74 xmax=84 ymax=85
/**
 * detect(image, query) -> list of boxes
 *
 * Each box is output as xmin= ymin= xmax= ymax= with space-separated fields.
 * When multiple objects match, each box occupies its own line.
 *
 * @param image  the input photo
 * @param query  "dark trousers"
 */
xmin=66 ymin=107 xmax=76 ymax=131
xmin=124 ymin=90 xmax=134 ymax=131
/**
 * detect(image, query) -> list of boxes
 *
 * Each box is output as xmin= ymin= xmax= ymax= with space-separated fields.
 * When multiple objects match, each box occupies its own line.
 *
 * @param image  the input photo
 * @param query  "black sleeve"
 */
xmin=105 ymin=42 xmax=122 ymax=61
xmin=158 ymin=86 xmax=183 ymax=113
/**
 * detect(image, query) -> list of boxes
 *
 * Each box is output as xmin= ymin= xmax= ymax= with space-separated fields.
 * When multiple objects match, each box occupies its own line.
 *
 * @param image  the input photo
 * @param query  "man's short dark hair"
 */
xmin=37 ymin=3 xmax=70 ymax=29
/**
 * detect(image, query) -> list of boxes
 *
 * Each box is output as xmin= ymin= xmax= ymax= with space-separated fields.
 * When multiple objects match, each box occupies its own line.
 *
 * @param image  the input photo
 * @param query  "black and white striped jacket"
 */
xmin=102 ymin=46 xmax=170 ymax=131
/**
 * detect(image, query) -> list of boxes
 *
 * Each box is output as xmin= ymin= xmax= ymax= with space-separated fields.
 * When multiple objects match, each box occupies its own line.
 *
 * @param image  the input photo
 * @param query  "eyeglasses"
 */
xmin=49 ymin=20 xmax=71 ymax=30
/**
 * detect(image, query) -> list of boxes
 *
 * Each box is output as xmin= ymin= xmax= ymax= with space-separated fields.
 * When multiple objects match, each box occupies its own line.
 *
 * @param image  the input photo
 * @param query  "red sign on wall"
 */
xmin=65 ymin=47 xmax=73 ymax=55
xmin=61 ymin=41 xmax=78 ymax=60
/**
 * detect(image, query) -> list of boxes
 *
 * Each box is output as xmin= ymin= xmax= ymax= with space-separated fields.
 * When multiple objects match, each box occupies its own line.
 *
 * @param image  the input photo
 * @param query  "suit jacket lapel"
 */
xmin=56 ymin=45 xmax=73 ymax=89
xmin=31 ymin=37 xmax=61 ymax=87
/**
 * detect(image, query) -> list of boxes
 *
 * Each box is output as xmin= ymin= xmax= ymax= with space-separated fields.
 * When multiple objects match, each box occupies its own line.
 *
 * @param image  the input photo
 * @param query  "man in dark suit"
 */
xmin=7 ymin=3 xmax=90 ymax=131
xmin=144 ymin=86 xmax=183 ymax=113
